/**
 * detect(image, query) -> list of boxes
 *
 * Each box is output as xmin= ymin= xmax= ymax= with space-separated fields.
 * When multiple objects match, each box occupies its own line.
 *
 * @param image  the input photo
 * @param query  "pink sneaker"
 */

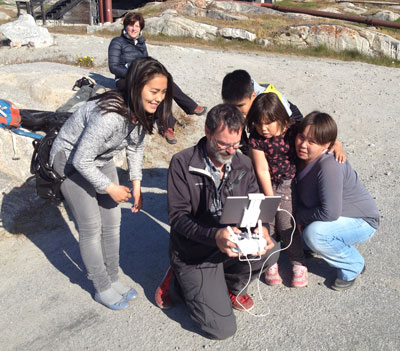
xmin=292 ymin=264 xmax=308 ymax=288
xmin=264 ymin=263 xmax=282 ymax=286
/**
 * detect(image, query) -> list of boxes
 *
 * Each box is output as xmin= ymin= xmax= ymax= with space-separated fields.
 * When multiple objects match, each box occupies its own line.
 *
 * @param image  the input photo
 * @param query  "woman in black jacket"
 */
xmin=108 ymin=12 xmax=206 ymax=144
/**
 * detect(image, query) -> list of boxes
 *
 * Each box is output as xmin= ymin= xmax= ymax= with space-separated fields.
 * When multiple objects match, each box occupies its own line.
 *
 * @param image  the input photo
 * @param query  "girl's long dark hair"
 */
xmin=246 ymin=93 xmax=292 ymax=134
xmin=93 ymin=57 xmax=173 ymax=134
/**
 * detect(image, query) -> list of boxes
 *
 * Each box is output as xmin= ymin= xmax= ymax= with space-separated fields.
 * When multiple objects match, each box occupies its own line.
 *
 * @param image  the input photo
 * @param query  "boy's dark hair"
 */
xmin=95 ymin=57 xmax=173 ymax=135
xmin=123 ymin=12 xmax=145 ymax=30
xmin=221 ymin=69 xmax=254 ymax=103
xmin=298 ymin=111 xmax=337 ymax=149
xmin=206 ymin=104 xmax=245 ymax=134
xmin=246 ymin=93 xmax=291 ymax=134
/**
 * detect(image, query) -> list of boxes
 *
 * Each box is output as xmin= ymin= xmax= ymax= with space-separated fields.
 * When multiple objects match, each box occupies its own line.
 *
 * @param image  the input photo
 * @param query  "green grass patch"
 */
xmin=147 ymin=33 xmax=400 ymax=68
xmin=146 ymin=33 xmax=263 ymax=52
xmin=48 ymin=25 xmax=88 ymax=35
xmin=92 ymin=28 xmax=121 ymax=38
xmin=291 ymin=45 xmax=400 ymax=68
xmin=275 ymin=1 xmax=323 ymax=10
xmin=138 ymin=2 xmax=166 ymax=18
xmin=380 ymin=26 xmax=400 ymax=40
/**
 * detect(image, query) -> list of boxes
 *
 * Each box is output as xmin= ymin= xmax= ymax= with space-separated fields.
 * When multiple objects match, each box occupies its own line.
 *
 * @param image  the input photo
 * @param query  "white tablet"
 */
xmin=220 ymin=195 xmax=281 ymax=226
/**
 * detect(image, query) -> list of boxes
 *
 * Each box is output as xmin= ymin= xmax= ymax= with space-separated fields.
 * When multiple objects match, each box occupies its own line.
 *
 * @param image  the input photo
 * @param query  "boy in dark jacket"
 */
xmin=221 ymin=69 xmax=303 ymax=156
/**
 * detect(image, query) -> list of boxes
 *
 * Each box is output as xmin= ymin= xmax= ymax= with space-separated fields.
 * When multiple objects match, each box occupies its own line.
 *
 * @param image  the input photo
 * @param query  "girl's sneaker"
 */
xmin=292 ymin=264 xmax=308 ymax=288
xmin=264 ymin=263 xmax=283 ymax=286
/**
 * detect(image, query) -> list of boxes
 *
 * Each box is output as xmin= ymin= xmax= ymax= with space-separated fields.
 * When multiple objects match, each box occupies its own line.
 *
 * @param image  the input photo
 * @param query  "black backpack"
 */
xmin=21 ymin=110 xmax=72 ymax=134
xmin=30 ymin=128 xmax=65 ymax=201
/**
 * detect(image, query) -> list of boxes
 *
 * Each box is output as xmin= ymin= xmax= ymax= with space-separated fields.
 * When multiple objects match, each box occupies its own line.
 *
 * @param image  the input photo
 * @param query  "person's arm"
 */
xmin=216 ymin=226 xmax=240 ymax=257
xmin=296 ymin=157 xmax=344 ymax=226
xmin=72 ymin=111 xmax=133 ymax=202
xmin=108 ymin=38 xmax=128 ymax=78
xmin=167 ymin=153 xmax=220 ymax=246
xmin=288 ymin=101 xmax=303 ymax=120
xmin=126 ymin=126 xmax=145 ymax=212
xmin=137 ymin=36 xmax=148 ymax=57
xmin=328 ymin=139 xmax=346 ymax=163
xmin=257 ymin=224 xmax=275 ymax=254
xmin=131 ymin=179 xmax=142 ymax=213
xmin=105 ymin=183 xmax=132 ymax=204
xmin=249 ymin=147 xmax=274 ymax=196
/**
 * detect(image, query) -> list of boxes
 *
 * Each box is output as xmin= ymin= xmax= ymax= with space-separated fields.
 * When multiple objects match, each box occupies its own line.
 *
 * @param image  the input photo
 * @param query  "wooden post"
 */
xmin=104 ymin=0 xmax=113 ymax=23
xmin=98 ymin=0 xmax=104 ymax=24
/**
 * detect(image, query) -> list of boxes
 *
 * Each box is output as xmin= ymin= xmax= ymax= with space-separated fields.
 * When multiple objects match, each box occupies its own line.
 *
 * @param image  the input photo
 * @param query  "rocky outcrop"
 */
xmin=141 ymin=3 xmax=400 ymax=61
xmin=367 ymin=10 xmax=400 ymax=22
xmin=0 ymin=12 xmax=11 ymax=21
xmin=145 ymin=9 xmax=218 ymax=40
xmin=274 ymin=24 xmax=400 ymax=60
xmin=181 ymin=5 xmax=248 ymax=21
xmin=0 ymin=14 xmax=53 ymax=48
xmin=219 ymin=27 xmax=256 ymax=42
xmin=212 ymin=0 xmax=282 ymax=16
xmin=144 ymin=9 xmax=256 ymax=41
xmin=341 ymin=2 xmax=367 ymax=15
xmin=87 ymin=18 xmax=123 ymax=34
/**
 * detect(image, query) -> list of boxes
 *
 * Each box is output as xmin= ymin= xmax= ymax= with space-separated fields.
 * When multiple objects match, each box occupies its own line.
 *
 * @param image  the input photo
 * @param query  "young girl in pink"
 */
xmin=247 ymin=92 xmax=307 ymax=287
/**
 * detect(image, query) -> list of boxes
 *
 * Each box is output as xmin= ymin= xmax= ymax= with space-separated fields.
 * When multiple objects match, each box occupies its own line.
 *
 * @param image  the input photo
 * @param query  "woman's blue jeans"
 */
xmin=302 ymin=217 xmax=376 ymax=281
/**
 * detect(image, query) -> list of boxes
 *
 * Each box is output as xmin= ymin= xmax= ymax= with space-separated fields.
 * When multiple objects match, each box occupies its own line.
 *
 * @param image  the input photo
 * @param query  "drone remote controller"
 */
xmin=228 ymin=220 xmax=266 ymax=259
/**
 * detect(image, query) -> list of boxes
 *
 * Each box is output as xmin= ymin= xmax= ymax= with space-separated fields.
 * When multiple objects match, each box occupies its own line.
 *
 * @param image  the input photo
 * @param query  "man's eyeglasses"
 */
xmin=213 ymin=137 xmax=242 ymax=150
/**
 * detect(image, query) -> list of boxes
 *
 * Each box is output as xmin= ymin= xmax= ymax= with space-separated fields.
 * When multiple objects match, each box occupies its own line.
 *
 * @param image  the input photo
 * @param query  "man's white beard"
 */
xmin=209 ymin=139 xmax=235 ymax=165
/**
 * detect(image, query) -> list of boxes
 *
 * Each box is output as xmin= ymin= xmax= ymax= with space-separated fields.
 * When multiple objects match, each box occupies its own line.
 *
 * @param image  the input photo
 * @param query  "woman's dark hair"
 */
xmin=246 ymin=93 xmax=292 ymax=134
xmin=123 ymin=12 xmax=145 ymax=30
xmin=94 ymin=57 xmax=173 ymax=134
xmin=205 ymin=104 xmax=245 ymax=134
xmin=298 ymin=111 xmax=337 ymax=149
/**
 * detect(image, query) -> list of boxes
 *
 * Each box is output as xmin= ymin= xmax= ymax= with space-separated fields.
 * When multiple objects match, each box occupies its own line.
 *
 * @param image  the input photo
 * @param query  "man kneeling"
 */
xmin=155 ymin=104 xmax=280 ymax=340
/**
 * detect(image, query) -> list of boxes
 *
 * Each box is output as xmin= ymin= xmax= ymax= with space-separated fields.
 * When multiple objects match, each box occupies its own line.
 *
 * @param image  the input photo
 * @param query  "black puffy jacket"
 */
xmin=108 ymin=30 xmax=148 ymax=79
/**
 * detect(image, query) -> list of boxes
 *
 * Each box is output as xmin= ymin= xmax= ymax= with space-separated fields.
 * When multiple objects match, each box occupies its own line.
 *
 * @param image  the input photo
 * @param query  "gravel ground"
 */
xmin=0 ymin=34 xmax=399 ymax=350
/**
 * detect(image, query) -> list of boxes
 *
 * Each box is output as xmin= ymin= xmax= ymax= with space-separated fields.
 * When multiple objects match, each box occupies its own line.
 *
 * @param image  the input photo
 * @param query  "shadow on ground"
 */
xmin=1 ymin=166 xmax=200 ymax=333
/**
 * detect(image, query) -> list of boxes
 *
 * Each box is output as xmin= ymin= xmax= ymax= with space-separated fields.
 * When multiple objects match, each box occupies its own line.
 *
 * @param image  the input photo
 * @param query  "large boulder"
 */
xmin=340 ymin=2 xmax=367 ymax=15
xmin=274 ymin=24 xmax=400 ymax=61
xmin=144 ymin=10 xmax=218 ymax=40
xmin=144 ymin=9 xmax=257 ymax=42
xmin=212 ymin=1 xmax=281 ymax=15
xmin=0 ymin=14 xmax=53 ymax=48
xmin=367 ymin=10 xmax=400 ymax=22
xmin=0 ymin=12 xmax=11 ymax=21
xmin=179 ymin=2 xmax=248 ymax=21
xmin=87 ymin=18 xmax=123 ymax=34
xmin=218 ymin=27 xmax=257 ymax=42
xmin=0 ymin=63 xmax=87 ymax=110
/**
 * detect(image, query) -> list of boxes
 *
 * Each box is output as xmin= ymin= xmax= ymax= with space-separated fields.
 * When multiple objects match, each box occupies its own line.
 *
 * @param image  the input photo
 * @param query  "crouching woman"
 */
xmin=49 ymin=57 xmax=173 ymax=309
xmin=295 ymin=111 xmax=379 ymax=291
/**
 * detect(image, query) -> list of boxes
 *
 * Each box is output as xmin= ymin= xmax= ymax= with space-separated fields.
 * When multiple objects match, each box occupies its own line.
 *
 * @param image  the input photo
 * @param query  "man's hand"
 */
xmin=216 ymin=226 xmax=240 ymax=257
xmin=254 ymin=225 xmax=275 ymax=255
xmin=328 ymin=140 xmax=346 ymax=163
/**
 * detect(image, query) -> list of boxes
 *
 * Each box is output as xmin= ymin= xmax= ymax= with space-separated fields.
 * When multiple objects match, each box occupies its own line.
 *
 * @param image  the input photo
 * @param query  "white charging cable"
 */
xmin=233 ymin=208 xmax=296 ymax=317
